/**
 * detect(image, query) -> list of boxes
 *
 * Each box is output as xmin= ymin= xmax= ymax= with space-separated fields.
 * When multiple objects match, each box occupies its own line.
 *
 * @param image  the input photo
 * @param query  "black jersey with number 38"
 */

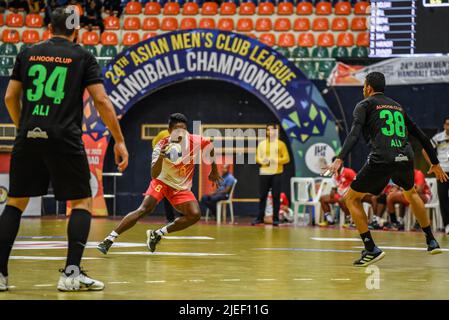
xmin=10 ymin=37 xmax=103 ymax=154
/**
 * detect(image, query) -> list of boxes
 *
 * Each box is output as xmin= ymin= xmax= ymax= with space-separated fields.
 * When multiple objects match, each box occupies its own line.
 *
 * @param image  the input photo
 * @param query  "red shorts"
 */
xmin=144 ymin=179 xmax=197 ymax=206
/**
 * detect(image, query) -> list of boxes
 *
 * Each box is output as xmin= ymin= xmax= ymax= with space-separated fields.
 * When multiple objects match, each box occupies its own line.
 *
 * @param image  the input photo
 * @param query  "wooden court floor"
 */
xmin=1 ymin=217 xmax=449 ymax=300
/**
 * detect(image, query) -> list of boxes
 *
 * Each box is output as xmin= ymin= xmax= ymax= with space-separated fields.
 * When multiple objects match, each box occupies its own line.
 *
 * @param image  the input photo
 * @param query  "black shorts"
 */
xmin=8 ymin=150 xmax=92 ymax=201
xmin=351 ymin=161 xmax=415 ymax=196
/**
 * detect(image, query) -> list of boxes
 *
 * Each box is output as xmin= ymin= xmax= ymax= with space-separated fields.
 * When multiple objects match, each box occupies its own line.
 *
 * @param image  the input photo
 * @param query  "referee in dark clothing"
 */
xmin=0 ymin=7 xmax=128 ymax=292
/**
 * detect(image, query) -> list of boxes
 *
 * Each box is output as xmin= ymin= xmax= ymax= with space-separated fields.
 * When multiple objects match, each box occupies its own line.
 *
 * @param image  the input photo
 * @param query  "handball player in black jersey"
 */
xmin=0 ymin=7 xmax=129 ymax=291
xmin=327 ymin=72 xmax=449 ymax=267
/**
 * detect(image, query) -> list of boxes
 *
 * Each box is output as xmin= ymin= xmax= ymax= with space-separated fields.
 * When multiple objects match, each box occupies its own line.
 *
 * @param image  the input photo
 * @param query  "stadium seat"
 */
xmin=202 ymin=2 xmax=218 ymax=15
xmin=122 ymin=32 xmax=140 ymax=46
xmin=315 ymin=2 xmax=332 ymax=15
xmin=332 ymin=17 xmax=348 ymax=31
xmin=334 ymin=1 xmax=351 ymax=15
xmin=104 ymin=15 xmax=120 ymax=30
xmin=274 ymin=18 xmax=291 ymax=31
xmin=296 ymin=61 xmax=317 ymax=79
xmin=278 ymin=2 xmax=294 ymax=15
xmin=312 ymin=17 xmax=329 ymax=31
xmin=25 ymin=14 xmax=43 ymax=28
xmin=293 ymin=18 xmax=310 ymax=31
xmin=163 ymin=2 xmax=180 ymax=15
xmin=100 ymin=45 xmax=118 ymax=57
xmin=312 ymin=46 xmax=329 ymax=58
xmin=143 ymin=32 xmax=157 ymax=40
xmin=354 ymin=1 xmax=369 ymax=15
xmin=259 ymin=33 xmax=276 ymax=46
xmin=144 ymin=2 xmax=161 ymax=15
xmin=239 ymin=2 xmax=256 ymax=15
xmin=351 ymin=46 xmax=368 ymax=57
xmin=199 ymin=18 xmax=215 ymax=29
xmin=337 ymin=32 xmax=354 ymax=47
xmin=0 ymin=68 xmax=10 ymax=76
xmin=2 ymin=29 xmax=20 ymax=43
xmin=257 ymin=2 xmax=275 ymax=15
xmin=351 ymin=17 xmax=367 ymax=31
xmin=42 ymin=29 xmax=52 ymax=41
xmin=298 ymin=33 xmax=315 ymax=47
xmin=183 ymin=2 xmax=199 ymax=15
xmin=292 ymin=46 xmax=309 ymax=58
xmin=220 ymin=2 xmax=236 ymax=15
xmin=318 ymin=60 xmax=335 ymax=79
xmin=255 ymin=18 xmax=272 ymax=31
xmin=81 ymin=30 xmax=100 ymax=45
xmin=297 ymin=2 xmax=313 ymax=15
xmin=274 ymin=45 xmax=290 ymax=58
xmin=236 ymin=18 xmax=253 ymax=32
xmin=143 ymin=17 xmax=159 ymax=30
xmin=161 ymin=17 xmax=179 ymax=31
xmin=180 ymin=18 xmax=197 ymax=30
xmin=278 ymin=33 xmax=295 ymax=47
xmin=331 ymin=46 xmax=349 ymax=58
xmin=0 ymin=14 xmax=3 ymax=26
xmin=101 ymin=32 xmax=119 ymax=45
xmin=0 ymin=41 xmax=17 ymax=69
xmin=125 ymin=1 xmax=142 ymax=14
xmin=83 ymin=45 xmax=98 ymax=56
xmin=217 ymin=18 xmax=234 ymax=31
xmin=124 ymin=17 xmax=141 ymax=30
xmin=356 ymin=32 xmax=369 ymax=46
xmin=6 ymin=13 xmax=24 ymax=27
xmin=20 ymin=44 xmax=33 ymax=52
xmin=317 ymin=33 xmax=335 ymax=47
xmin=245 ymin=33 xmax=257 ymax=39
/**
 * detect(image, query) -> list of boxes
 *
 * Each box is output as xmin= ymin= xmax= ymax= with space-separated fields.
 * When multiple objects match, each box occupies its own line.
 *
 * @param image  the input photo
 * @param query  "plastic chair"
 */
xmin=278 ymin=2 xmax=293 ymax=15
xmin=125 ymin=1 xmax=143 ymax=14
xmin=332 ymin=17 xmax=348 ymax=31
xmin=122 ymin=32 xmax=140 ymax=46
xmin=274 ymin=18 xmax=291 ymax=31
xmin=356 ymin=32 xmax=369 ymax=47
xmin=101 ymin=32 xmax=119 ymax=46
xmin=351 ymin=46 xmax=368 ymax=57
xmin=201 ymin=2 xmax=218 ymax=15
xmin=237 ymin=18 xmax=253 ymax=31
xmin=258 ymin=2 xmax=275 ymax=15
xmin=104 ymin=16 xmax=120 ymax=30
xmin=205 ymin=179 xmax=238 ymax=224
xmin=220 ymin=2 xmax=236 ymax=15
xmin=354 ymin=1 xmax=369 ymax=15
xmin=144 ymin=2 xmax=161 ymax=15
xmin=218 ymin=18 xmax=234 ymax=31
xmin=81 ymin=30 xmax=100 ymax=45
xmin=143 ymin=17 xmax=160 ymax=30
xmin=315 ymin=1 xmax=332 ymax=15
xmin=25 ymin=13 xmax=43 ymax=28
xmin=256 ymin=18 xmax=272 ymax=31
xmin=278 ymin=33 xmax=295 ymax=47
xmin=161 ymin=17 xmax=179 ymax=31
xmin=239 ymin=2 xmax=256 ymax=15
xmin=293 ymin=18 xmax=310 ymax=31
xmin=124 ymin=17 xmax=141 ymax=30
xmin=312 ymin=17 xmax=329 ymax=31
xmin=298 ymin=33 xmax=315 ymax=47
xmin=180 ymin=18 xmax=197 ymax=30
xmin=351 ymin=17 xmax=367 ymax=31
xmin=22 ymin=30 xmax=40 ymax=44
xmin=337 ymin=32 xmax=354 ymax=47
xmin=259 ymin=33 xmax=276 ymax=46
xmin=6 ymin=13 xmax=24 ymax=28
xmin=199 ymin=18 xmax=215 ymax=29
xmin=163 ymin=2 xmax=180 ymax=15
xmin=296 ymin=2 xmax=313 ymax=15
xmin=334 ymin=1 xmax=351 ymax=15
xmin=183 ymin=2 xmax=199 ymax=15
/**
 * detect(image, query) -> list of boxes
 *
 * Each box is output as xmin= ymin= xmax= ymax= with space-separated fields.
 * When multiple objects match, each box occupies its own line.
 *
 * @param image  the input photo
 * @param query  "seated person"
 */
xmin=201 ymin=164 xmax=236 ymax=218
xmin=264 ymin=192 xmax=293 ymax=224
xmin=368 ymin=182 xmax=395 ymax=230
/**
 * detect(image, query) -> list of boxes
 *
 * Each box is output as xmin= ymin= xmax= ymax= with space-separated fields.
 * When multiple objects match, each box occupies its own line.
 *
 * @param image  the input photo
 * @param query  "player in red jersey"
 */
xmin=97 ymin=113 xmax=222 ymax=253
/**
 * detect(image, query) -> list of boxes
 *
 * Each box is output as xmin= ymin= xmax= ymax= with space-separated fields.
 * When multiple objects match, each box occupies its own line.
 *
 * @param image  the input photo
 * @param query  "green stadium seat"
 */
xmin=20 ymin=44 xmax=32 ymax=52
xmin=100 ymin=45 xmax=117 ymax=57
xmin=0 ymin=68 xmax=10 ymax=76
xmin=0 ymin=43 xmax=18 ymax=56
xmin=84 ymin=45 xmax=98 ymax=56
xmin=317 ymin=60 xmax=336 ymax=79
xmin=273 ymin=46 xmax=290 ymax=58
xmin=331 ymin=46 xmax=349 ymax=58
xmin=0 ymin=57 xmax=14 ymax=69
xmin=351 ymin=46 xmax=368 ymax=58
xmin=311 ymin=46 xmax=329 ymax=58
xmin=295 ymin=61 xmax=317 ymax=79
xmin=291 ymin=46 xmax=309 ymax=58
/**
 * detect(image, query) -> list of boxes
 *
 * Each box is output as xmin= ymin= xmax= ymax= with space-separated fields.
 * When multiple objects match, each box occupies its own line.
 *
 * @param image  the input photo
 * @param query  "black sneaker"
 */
xmin=353 ymin=247 xmax=386 ymax=267
xmin=251 ymin=218 xmax=263 ymax=226
xmin=273 ymin=220 xmax=279 ymax=227
xmin=368 ymin=220 xmax=382 ymax=230
xmin=427 ymin=239 xmax=443 ymax=255
xmin=97 ymin=239 xmax=113 ymax=255
xmin=146 ymin=229 xmax=162 ymax=253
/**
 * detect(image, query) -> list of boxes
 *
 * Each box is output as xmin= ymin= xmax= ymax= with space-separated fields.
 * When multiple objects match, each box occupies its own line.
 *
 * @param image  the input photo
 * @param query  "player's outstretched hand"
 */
xmin=208 ymin=170 xmax=223 ymax=188
xmin=323 ymin=158 xmax=343 ymax=176
xmin=428 ymin=164 xmax=449 ymax=183
xmin=114 ymin=141 xmax=129 ymax=173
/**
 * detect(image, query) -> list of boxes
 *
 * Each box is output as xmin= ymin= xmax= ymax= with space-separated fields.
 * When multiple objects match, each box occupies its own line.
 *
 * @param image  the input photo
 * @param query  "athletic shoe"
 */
xmin=353 ymin=247 xmax=386 ymax=267
xmin=272 ymin=220 xmax=279 ymax=227
xmin=427 ymin=239 xmax=443 ymax=255
xmin=57 ymin=268 xmax=104 ymax=292
xmin=146 ymin=229 xmax=162 ymax=253
xmin=97 ymin=239 xmax=113 ymax=255
xmin=391 ymin=222 xmax=404 ymax=231
xmin=368 ymin=220 xmax=382 ymax=230
xmin=251 ymin=218 xmax=263 ymax=226
xmin=445 ymin=224 xmax=449 ymax=235
xmin=0 ymin=273 xmax=8 ymax=292
xmin=318 ymin=221 xmax=330 ymax=227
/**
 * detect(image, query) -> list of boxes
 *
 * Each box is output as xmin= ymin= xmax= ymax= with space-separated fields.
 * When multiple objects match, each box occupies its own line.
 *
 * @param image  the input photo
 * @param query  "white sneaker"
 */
xmin=0 ymin=273 xmax=8 ymax=291
xmin=57 ymin=269 xmax=104 ymax=292
xmin=445 ymin=224 xmax=449 ymax=235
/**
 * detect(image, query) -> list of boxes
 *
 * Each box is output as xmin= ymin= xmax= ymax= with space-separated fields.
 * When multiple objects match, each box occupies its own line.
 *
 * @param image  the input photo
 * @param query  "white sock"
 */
xmin=155 ymin=226 xmax=168 ymax=236
xmin=106 ymin=230 xmax=119 ymax=242
xmin=398 ymin=217 xmax=404 ymax=224
xmin=324 ymin=213 xmax=334 ymax=224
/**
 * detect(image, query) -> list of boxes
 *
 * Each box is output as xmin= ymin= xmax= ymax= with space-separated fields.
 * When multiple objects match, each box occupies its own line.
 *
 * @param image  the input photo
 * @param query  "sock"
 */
xmin=0 ymin=205 xmax=22 ymax=276
xmin=422 ymin=226 xmax=435 ymax=244
xmin=323 ymin=212 xmax=333 ymax=224
xmin=65 ymin=209 xmax=91 ymax=272
xmin=389 ymin=212 xmax=398 ymax=224
xmin=360 ymin=231 xmax=376 ymax=252
xmin=398 ymin=217 xmax=404 ymax=224
xmin=155 ymin=226 xmax=168 ymax=236
xmin=106 ymin=230 xmax=119 ymax=242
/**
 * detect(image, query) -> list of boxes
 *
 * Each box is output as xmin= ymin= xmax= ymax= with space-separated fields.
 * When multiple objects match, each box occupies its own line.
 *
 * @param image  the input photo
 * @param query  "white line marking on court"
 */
xmin=255 ymin=248 xmax=359 ymax=253
xmin=162 ymin=236 xmax=214 ymax=240
xmin=10 ymin=256 xmax=101 ymax=261
xmin=407 ymin=279 xmax=427 ymax=282
xmin=185 ymin=280 xmax=205 ymax=283
xmin=331 ymin=279 xmax=351 ymax=281
xmin=311 ymin=237 xmax=360 ymax=242
xmin=256 ymin=279 xmax=276 ymax=281
xmin=34 ymin=284 xmax=53 ymax=287
xmin=8 ymin=286 xmax=16 ymax=289
xmin=145 ymin=280 xmax=166 ymax=283
xmin=13 ymin=241 xmax=146 ymax=250
xmin=109 ymin=251 xmax=234 ymax=257
xmin=108 ymin=282 xmax=130 ymax=284
xmin=355 ymin=246 xmax=449 ymax=252
xmin=220 ymin=279 xmax=241 ymax=282
xmin=293 ymin=278 xmax=314 ymax=281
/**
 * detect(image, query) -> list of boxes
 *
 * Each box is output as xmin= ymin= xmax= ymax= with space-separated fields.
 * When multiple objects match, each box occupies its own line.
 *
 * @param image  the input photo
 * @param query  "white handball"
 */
xmin=165 ymin=142 xmax=183 ymax=165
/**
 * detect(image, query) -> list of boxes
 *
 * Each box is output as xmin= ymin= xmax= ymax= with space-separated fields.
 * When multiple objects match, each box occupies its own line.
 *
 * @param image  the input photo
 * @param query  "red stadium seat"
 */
xmin=183 ymin=2 xmax=199 ymax=15
xmin=239 ymin=2 xmax=256 ymax=15
xmin=144 ymin=2 xmax=161 ymax=15
xmin=199 ymin=18 xmax=215 ymax=29
xmin=161 ymin=17 xmax=179 ymax=31
xmin=236 ymin=18 xmax=253 ymax=31
xmin=42 ymin=29 xmax=52 ymax=41
xmin=6 ymin=13 xmax=24 ymax=27
xmin=274 ymin=18 xmax=291 ymax=31
xmin=143 ymin=17 xmax=159 ymax=31
xmin=315 ymin=1 xmax=332 ymax=15
xmin=337 ymin=32 xmax=354 ymax=47
xmin=163 ymin=2 xmax=180 ymax=15
xmin=255 ymin=18 xmax=272 ymax=31
xmin=125 ymin=1 xmax=142 ymax=14
xmin=104 ymin=15 xmax=120 ymax=30
xmin=356 ymin=32 xmax=369 ymax=46
xmin=2 ymin=29 xmax=20 ymax=43
xmin=312 ymin=17 xmax=329 ymax=31
xmin=0 ymin=14 xmax=3 ymax=26
xmin=122 ymin=32 xmax=140 ymax=46
xmin=218 ymin=18 xmax=234 ymax=31
xmin=259 ymin=33 xmax=276 ymax=46
xmin=278 ymin=33 xmax=295 ymax=47
xmin=298 ymin=33 xmax=315 ymax=47
xmin=317 ymin=33 xmax=335 ymax=47
xmin=82 ymin=31 xmax=100 ymax=45
xmin=331 ymin=17 xmax=348 ymax=31
xmin=201 ymin=2 xmax=218 ymax=15
xmin=123 ymin=17 xmax=140 ymax=30
xmin=180 ymin=18 xmax=197 ymax=30
xmin=293 ymin=18 xmax=310 ymax=31
xmin=278 ymin=2 xmax=293 ymax=15
xmin=101 ymin=32 xmax=118 ymax=45
xmin=220 ymin=2 xmax=236 ymax=15
xmin=245 ymin=33 xmax=257 ymax=39
xmin=257 ymin=2 xmax=274 ymax=15
xmin=351 ymin=17 xmax=367 ymax=31
xmin=22 ymin=29 xmax=40 ymax=44
xmin=25 ymin=14 xmax=43 ymax=28
xmin=335 ymin=1 xmax=351 ymax=15
xmin=296 ymin=2 xmax=313 ymax=15
xmin=143 ymin=32 xmax=157 ymax=40
xmin=354 ymin=1 xmax=369 ymax=15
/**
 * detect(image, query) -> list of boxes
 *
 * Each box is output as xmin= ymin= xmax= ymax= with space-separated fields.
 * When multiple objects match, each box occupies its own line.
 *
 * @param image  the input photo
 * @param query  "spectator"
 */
xmin=28 ymin=0 xmax=44 ymax=13
xmin=368 ymin=182 xmax=395 ymax=230
xmin=0 ymin=1 xmax=6 ymax=13
xmin=103 ymin=0 xmax=122 ymax=17
xmin=44 ymin=0 xmax=63 ymax=26
xmin=8 ymin=0 xmax=29 ymax=12
xmin=82 ymin=0 xmax=104 ymax=33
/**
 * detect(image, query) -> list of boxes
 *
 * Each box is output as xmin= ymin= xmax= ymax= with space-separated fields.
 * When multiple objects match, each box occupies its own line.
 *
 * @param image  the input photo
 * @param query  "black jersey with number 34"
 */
xmin=10 ymin=37 xmax=103 ymax=154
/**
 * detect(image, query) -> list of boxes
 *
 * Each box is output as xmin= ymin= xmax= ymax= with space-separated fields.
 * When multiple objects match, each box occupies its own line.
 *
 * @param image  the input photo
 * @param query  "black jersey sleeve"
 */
xmin=337 ymin=101 xmax=367 ymax=160
xmin=404 ymin=113 xmax=439 ymax=164
xmin=10 ymin=50 xmax=23 ymax=82
xmin=82 ymin=51 xmax=103 ymax=88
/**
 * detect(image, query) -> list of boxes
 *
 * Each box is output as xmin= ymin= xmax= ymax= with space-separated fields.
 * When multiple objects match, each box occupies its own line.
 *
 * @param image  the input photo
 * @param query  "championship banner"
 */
xmin=329 ymin=56 xmax=449 ymax=86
